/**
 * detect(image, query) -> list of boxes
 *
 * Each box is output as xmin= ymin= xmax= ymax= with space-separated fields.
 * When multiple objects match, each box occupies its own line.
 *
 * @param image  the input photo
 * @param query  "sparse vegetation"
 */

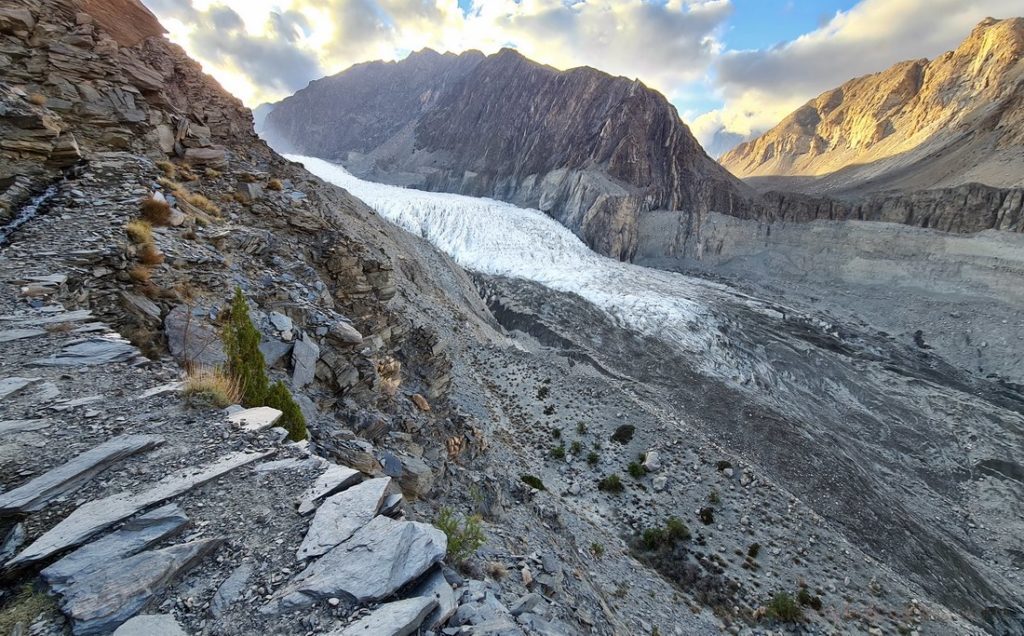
xmin=587 ymin=451 xmax=599 ymax=466
xmin=140 ymin=196 xmax=172 ymax=225
xmin=699 ymin=506 xmax=715 ymax=525
xmin=0 ymin=583 xmax=56 ymax=634
xmin=265 ymin=379 xmax=307 ymax=441
xmin=485 ymin=561 xmax=507 ymax=580
xmin=223 ymin=287 xmax=269 ymax=406
xmin=765 ymin=591 xmax=803 ymax=623
xmin=590 ymin=542 xmax=605 ymax=558
xmin=436 ymin=507 xmax=486 ymax=564
xmin=204 ymin=167 xmax=222 ymax=179
xmin=137 ymin=242 xmax=164 ymax=265
xmin=797 ymin=587 xmax=823 ymax=611
xmin=155 ymin=160 xmax=176 ymax=178
xmin=125 ymin=219 xmax=153 ymax=244
xmin=747 ymin=542 xmax=761 ymax=559
xmin=597 ymin=473 xmax=624 ymax=493
xmin=576 ymin=421 xmax=587 ymax=434
xmin=639 ymin=516 xmax=691 ymax=551
xmin=267 ymin=178 xmax=283 ymax=191
xmin=520 ymin=474 xmax=546 ymax=490
xmin=183 ymin=366 xmax=241 ymax=408
xmin=708 ymin=489 xmax=721 ymax=504
xmin=27 ymin=93 xmax=48 ymax=106
xmin=611 ymin=424 xmax=635 ymax=444
xmin=550 ymin=444 xmax=566 ymax=460
xmin=628 ymin=461 xmax=647 ymax=478
xmin=128 ymin=265 xmax=152 ymax=283
xmin=570 ymin=440 xmax=583 ymax=454
xmin=537 ymin=385 xmax=550 ymax=400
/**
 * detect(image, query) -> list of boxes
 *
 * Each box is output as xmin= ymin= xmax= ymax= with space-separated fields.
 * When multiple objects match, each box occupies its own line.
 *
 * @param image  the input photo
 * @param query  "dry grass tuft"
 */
xmin=204 ymin=167 xmax=222 ymax=179
xmin=184 ymin=366 xmax=242 ymax=408
xmin=45 ymin=321 xmax=74 ymax=334
xmin=484 ymin=561 xmax=507 ymax=580
xmin=27 ymin=93 xmax=48 ymax=106
xmin=140 ymin=197 xmax=172 ymax=226
xmin=266 ymin=178 xmax=283 ymax=191
xmin=128 ymin=265 xmax=152 ymax=283
xmin=155 ymin=160 xmax=176 ymax=178
xmin=377 ymin=357 xmax=401 ymax=397
xmin=0 ymin=583 xmax=57 ymax=635
xmin=137 ymin=242 xmax=164 ymax=265
xmin=183 ymin=191 xmax=220 ymax=214
xmin=125 ymin=219 xmax=154 ymax=244
xmin=177 ymin=163 xmax=198 ymax=181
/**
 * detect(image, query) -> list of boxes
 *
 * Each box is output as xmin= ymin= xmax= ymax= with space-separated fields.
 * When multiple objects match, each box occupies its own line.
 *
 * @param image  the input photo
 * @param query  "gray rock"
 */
xmin=236 ymin=182 xmax=263 ymax=203
xmin=333 ymin=596 xmax=437 ymax=636
xmin=652 ymin=475 xmax=668 ymax=492
xmin=227 ymin=407 xmax=282 ymax=432
xmin=268 ymin=311 xmax=292 ymax=332
xmin=259 ymin=339 xmax=293 ymax=368
xmin=0 ymin=523 xmax=25 ymax=563
xmin=0 ymin=376 xmax=40 ymax=400
xmin=0 ymin=435 xmax=164 ymax=515
xmin=296 ymin=463 xmax=362 ymax=515
xmin=328 ymin=321 xmax=363 ymax=345
xmin=53 ymin=539 xmax=222 ymax=636
xmin=642 ymin=450 xmax=661 ymax=472
xmin=42 ymin=504 xmax=189 ymax=586
xmin=398 ymin=455 xmax=434 ymax=499
xmin=112 ymin=615 xmax=187 ymax=636
xmin=0 ymin=419 xmax=51 ymax=434
xmin=209 ymin=562 xmax=253 ymax=619
xmin=410 ymin=567 xmax=457 ymax=630
xmin=0 ymin=328 xmax=46 ymax=342
xmin=183 ymin=147 xmax=227 ymax=167
xmin=31 ymin=336 xmax=141 ymax=367
xmin=266 ymin=515 xmax=446 ymax=612
xmin=120 ymin=292 xmax=161 ymax=322
xmin=291 ymin=333 xmax=319 ymax=389
xmin=380 ymin=493 xmax=404 ymax=517
xmin=164 ymin=305 xmax=226 ymax=367
xmin=509 ymin=593 xmax=542 ymax=617
xmin=254 ymin=457 xmax=319 ymax=473
xmin=9 ymin=451 xmax=269 ymax=568
xmin=296 ymin=476 xmax=390 ymax=560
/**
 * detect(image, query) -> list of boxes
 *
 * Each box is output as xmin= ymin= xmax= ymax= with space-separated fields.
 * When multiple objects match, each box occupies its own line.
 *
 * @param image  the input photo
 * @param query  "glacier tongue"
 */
xmin=288 ymin=155 xmax=744 ymax=370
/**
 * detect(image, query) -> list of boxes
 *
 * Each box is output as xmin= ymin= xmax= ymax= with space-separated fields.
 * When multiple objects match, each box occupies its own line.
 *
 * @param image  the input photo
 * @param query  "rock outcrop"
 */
xmin=721 ymin=17 xmax=1024 ymax=195
xmin=263 ymin=48 xmax=750 ymax=261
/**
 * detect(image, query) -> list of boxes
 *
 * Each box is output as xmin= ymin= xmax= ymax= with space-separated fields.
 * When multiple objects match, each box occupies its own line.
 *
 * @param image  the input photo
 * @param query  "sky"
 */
xmin=141 ymin=0 xmax=1021 ymax=155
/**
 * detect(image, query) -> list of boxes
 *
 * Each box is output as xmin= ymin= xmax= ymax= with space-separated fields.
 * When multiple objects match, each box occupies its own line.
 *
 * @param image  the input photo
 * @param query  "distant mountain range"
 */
xmin=261 ymin=48 xmax=748 ymax=261
xmin=721 ymin=17 xmax=1024 ymax=196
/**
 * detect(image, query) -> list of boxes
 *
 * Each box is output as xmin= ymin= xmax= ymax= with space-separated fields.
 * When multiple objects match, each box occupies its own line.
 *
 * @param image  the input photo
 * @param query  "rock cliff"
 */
xmin=721 ymin=17 xmax=1024 ymax=195
xmin=263 ymin=48 xmax=750 ymax=261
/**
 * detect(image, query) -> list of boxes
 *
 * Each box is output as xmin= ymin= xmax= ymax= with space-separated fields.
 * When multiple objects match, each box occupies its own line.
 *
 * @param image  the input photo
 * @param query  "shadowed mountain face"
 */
xmin=263 ymin=48 xmax=750 ymax=261
xmin=720 ymin=17 xmax=1024 ymax=196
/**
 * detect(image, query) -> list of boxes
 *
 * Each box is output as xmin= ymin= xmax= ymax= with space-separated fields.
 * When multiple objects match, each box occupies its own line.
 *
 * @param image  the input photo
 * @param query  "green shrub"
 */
xmin=708 ymin=489 xmax=721 ymax=504
xmin=597 ymin=473 xmax=623 ymax=493
xmin=587 ymin=451 xmax=599 ymax=465
xmin=576 ymin=422 xmax=587 ymax=434
xmin=550 ymin=444 xmax=565 ymax=459
xmin=766 ymin=591 xmax=803 ymax=622
xmin=628 ymin=462 xmax=647 ymax=479
xmin=570 ymin=440 xmax=583 ymax=454
xmin=639 ymin=516 xmax=690 ymax=551
xmin=797 ymin=587 xmax=822 ymax=611
xmin=266 ymin=380 xmax=307 ymax=441
xmin=224 ymin=287 xmax=268 ymax=406
xmin=436 ymin=507 xmax=486 ymax=563
xmin=747 ymin=542 xmax=761 ymax=558
xmin=699 ymin=506 xmax=715 ymax=525
xmin=590 ymin=542 xmax=605 ymax=557
xmin=521 ymin=474 xmax=546 ymax=490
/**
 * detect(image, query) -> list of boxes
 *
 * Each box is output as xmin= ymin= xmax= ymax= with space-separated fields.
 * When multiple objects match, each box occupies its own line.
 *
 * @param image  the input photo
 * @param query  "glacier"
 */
xmin=285 ymin=156 xmax=760 ymax=366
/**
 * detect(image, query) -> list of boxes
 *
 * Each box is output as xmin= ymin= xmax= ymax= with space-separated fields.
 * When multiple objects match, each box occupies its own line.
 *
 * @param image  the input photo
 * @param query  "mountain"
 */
xmin=721 ymin=17 xmax=1024 ymax=195
xmin=263 ymin=48 xmax=750 ymax=261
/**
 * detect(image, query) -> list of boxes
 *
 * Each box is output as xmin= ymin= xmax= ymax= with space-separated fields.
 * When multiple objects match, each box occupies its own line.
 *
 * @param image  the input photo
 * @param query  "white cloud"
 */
xmin=141 ymin=0 xmax=1021 ymax=154
xmin=698 ymin=0 xmax=1021 ymax=149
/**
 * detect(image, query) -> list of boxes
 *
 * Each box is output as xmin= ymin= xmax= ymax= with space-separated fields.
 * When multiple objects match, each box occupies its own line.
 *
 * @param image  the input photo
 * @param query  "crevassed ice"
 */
xmin=288 ymin=155 xmax=736 ymax=363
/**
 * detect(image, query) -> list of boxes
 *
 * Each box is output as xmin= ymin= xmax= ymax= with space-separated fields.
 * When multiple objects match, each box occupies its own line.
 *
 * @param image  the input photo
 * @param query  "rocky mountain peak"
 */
xmin=720 ymin=16 xmax=1024 ymax=195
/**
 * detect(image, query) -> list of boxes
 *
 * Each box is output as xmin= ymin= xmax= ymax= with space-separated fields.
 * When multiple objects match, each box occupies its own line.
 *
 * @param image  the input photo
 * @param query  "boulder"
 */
xmin=164 ymin=305 xmax=226 ymax=367
xmin=296 ymin=477 xmax=390 ymax=560
xmin=332 ymin=596 xmax=437 ymax=636
xmin=42 ymin=504 xmax=189 ymax=586
xmin=410 ymin=567 xmax=457 ymax=630
xmin=0 ymin=7 xmax=35 ymax=33
xmin=53 ymin=539 xmax=222 ymax=636
xmin=236 ymin=181 xmax=263 ymax=203
xmin=397 ymin=455 xmax=434 ymax=498
xmin=642 ymin=450 xmax=661 ymax=472
xmin=0 ymin=435 xmax=164 ymax=515
xmin=227 ymin=407 xmax=282 ymax=432
xmin=258 ymin=339 xmax=292 ymax=368
xmin=296 ymin=464 xmax=362 ymax=515
xmin=112 ymin=615 xmax=187 ymax=636
xmin=0 ymin=376 xmax=41 ymax=400
xmin=9 ymin=451 xmax=270 ymax=568
xmin=291 ymin=333 xmax=319 ymax=389
xmin=328 ymin=321 xmax=363 ymax=345
xmin=265 ymin=516 xmax=446 ymax=612
xmin=183 ymin=147 xmax=227 ymax=167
